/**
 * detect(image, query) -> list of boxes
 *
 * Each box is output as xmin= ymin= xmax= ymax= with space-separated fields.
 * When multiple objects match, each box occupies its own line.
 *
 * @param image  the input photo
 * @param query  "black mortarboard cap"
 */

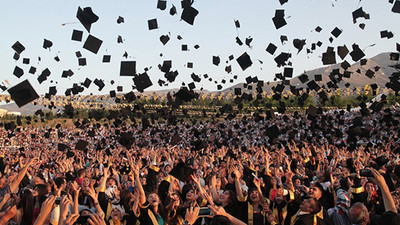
xmin=161 ymin=60 xmax=172 ymax=73
xmin=82 ymin=78 xmax=91 ymax=88
xmin=29 ymin=66 xmax=36 ymax=74
xmin=331 ymin=27 xmax=342 ymax=38
xmin=169 ymin=162 xmax=194 ymax=182
xmin=360 ymin=58 xmax=367 ymax=66
xmin=381 ymin=30 xmax=394 ymax=39
xmin=236 ymin=37 xmax=243 ymax=46
xmin=181 ymin=44 xmax=188 ymax=51
xmin=157 ymin=0 xmax=167 ymax=10
xmin=322 ymin=47 xmax=336 ymax=65
xmin=124 ymin=91 xmax=136 ymax=102
xmin=8 ymin=80 xmax=39 ymax=107
xmin=234 ymin=88 xmax=242 ymax=95
xmin=133 ymin=72 xmax=153 ymax=92
xmin=213 ymin=56 xmax=220 ymax=66
xmin=94 ymin=79 xmax=105 ymax=91
xmin=54 ymin=56 xmax=60 ymax=62
xmin=298 ymin=74 xmax=309 ymax=83
xmin=272 ymin=10 xmax=287 ymax=29
xmin=174 ymin=87 xmax=197 ymax=102
xmin=43 ymin=39 xmax=53 ymax=49
xmin=75 ymin=140 xmax=88 ymax=150
xmin=315 ymin=74 xmax=322 ymax=81
xmin=393 ymin=1 xmax=400 ymax=13
xmin=307 ymin=80 xmax=321 ymax=91
xmin=337 ymin=45 xmax=349 ymax=60
xmin=71 ymin=30 xmax=83 ymax=42
xmin=293 ymin=39 xmax=306 ymax=53
xmin=315 ymin=26 xmax=322 ymax=32
xmin=120 ymin=61 xmax=136 ymax=76
xmin=78 ymin=58 xmax=87 ymax=66
xmin=83 ymin=35 xmax=103 ymax=54
xmin=279 ymin=0 xmax=289 ymax=5
xmin=274 ymin=52 xmax=290 ymax=67
xmin=391 ymin=52 xmax=400 ymax=61
xmin=397 ymin=43 xmax=400 ymax=52
xmin=48 ymin=86 xmax=57 ymax=96
xmin=234 ymin=19 xmax=240 ymax=28
xmin=170 ymin=4 xmax=177 ymax=15
xmin=148 ymin=18 xmax=158 ymax=30
xmin=225 ymin=65 xmax=232 ymax=73
xmin=13 ymin=53 xmax=20 ymax=61
xmin=61 ymin=69 xmax=74 ymax=78
xmin=102 ymin=55 xmax=111 ymax=63
xmin=58 ymin=143 xmax=69 ymax=152
xmin=266 ymin=43 xmax=277 ymax=55
xmin=236 ymin=52 xmax=253 ymax=71
xmin=350 ymin=44 xmax=365 ymax=62
xmin=13 ymin=66 xmax=24 ymax=78
xmin=188 ymin=82 xmax=195 ymax=90
xmin=341 ymin=60 xmax=351 ymax=70
xmin=12 ymin=41 xmax=25 ymax=54
xmin=109 ymin=90 xmax=116 ymax=97
xmin=76 ymin=6 xmax=99 ymax=33
xmin=284 ymin=67 xmax=293 ymax=78
xmin=117 ymin=35 xmax=123 ymax=43
xmin=365 ymin=69 xmax=375 ymax=79
xmin=181 ymin=6 xmax=199 ymax=25
xmin=117 ymin=86 xmax=123 ymax=92
xmin=160 ymin=35 xmax=170 ymax=45
xmin=23 ymin=58 xmax=30 ymax=64
xmin=117 ymin=16 xmax=124 ymax=24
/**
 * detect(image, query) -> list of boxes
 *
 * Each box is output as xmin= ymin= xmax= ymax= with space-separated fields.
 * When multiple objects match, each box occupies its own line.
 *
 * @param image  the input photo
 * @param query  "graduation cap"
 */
xmin=174 ymin=87 xmax=197 ymax=102
xmin=170 ymin=4 xmax=177 ymax=15
xmin=331 ymin=27 xmax=342 ymax=38
xmin=274 ymin=52 xmax=291 ymax=67
xmin=75 ymin=140 xmax=88 ymax=150
xmin=61 ymin=69 xmax=74 ymax=78
xmin=157 ymin=0 xmax=167 ymax=10
xmin=213 ymin=56 xmax=220 ymax=66
xmin=352 ymin=7 xmax=369 ymax=23
xmin=341 ymin=60 xmax=351 ymax=70
xmin=75 ymin=51 xmax=82 ymax=58
xmin=293 ymin=39 xmax=306 ymax=54
xmin=12 ymin=41 xmax=25 ymax=54
xmin=298 ymin=74 xmax=309 ymax=83
xmin=29 ymin=66 xmax=36 ymax=74
xmin=314 ymin=74 xmax=322 ymax=81
xmin=381 ymin=30 xmax=394 ymax=39
xmin=315 ymin=26 xmax=322 ymax=32
xmin=322 ymin=46 xmax=336 ymax=65
xmin=148 ymin=18 xmax=158 ymax=30
xmin=103 ymin=55 xmax=111 ymax=63
xmin=83 ymin=34 xmax=103 ymax=54
xmin=169 ymin=162 xmax=194 ymax=182
xmin=82 ymin=78 xmax=92 ymax=88
xmin=236 ymin=36 xmax=243 ymax=46
xmin=272 ymin=9 xmax=287 ymax=29
xmin=13 ymin=66 xmax=24 ymax=78
xmin=365 ymin=69 xmax=375 ymax=79
xmin=58 ymin=143 xmax=69 ymax=152
xmin=117 ymin=35 xmax=124 ymax=43
xmin=245 ymin=36 xmax=253 ymax=48
xmin=76 ymin=6 xmax=99 ymax=32
xmin=43 ymin=39 xmax=53 ymax=49
xmin=120 ymin=61 xmax=136 ymax=76
xmin=117 ymin=16 xmax=124 ymax=24
xmin=23 ymin=58 xmax=30 ymax=64
xmin=234 ymin=19 xmax=240 ymax=28
xmin=160 ymin=35 xmax=170 ymax=45
xmin=266 ymin=43 xmax=277 ymax=55
xmin=284 ymin=67 xmax=293 ymax=78
xmin=236 ymin=52 xmax=253 ymax=71
xmin=181 ymin=6 xmax=199 ymax=25
xmin=307 ymin=80 xmax=321 ymax=91
xmin=93 ymin=79 xmax=105 ymax=91
xmin=71 ymin=30 xmax=83 ymax=42
xmin=133 ymin=72 xmax=153 ymax=92
xmin=118 ymin=132 xmax=134 ymax=149
xmin=78 ymin=58 xmax=86 ymax=66
xmin=350 ymin=44 xmax=365 ymax=62
xmin=393 ymin=1 xmax=400 ymax=13
xmin=117 ymin=86 xmax=123 ymax=92
xmin=391 ymin=52 xmax=400 ymax=61
xmin=8 ymin=80 xmax=39 ymax=107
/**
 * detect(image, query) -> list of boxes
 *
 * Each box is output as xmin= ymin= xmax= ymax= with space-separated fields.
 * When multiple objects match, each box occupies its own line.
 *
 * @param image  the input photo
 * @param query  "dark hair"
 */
xmin=210 ymin=215 xmax=231 ymax=225
xmin=19 ymin=189 xmax=34 ymax=225
xmin=120 ymin=189 xmax=133 ymax=210
xmin=35 ymin=184 xmax=49 ymax=208
xmin=309 ymin=198 xmax=322 ymax=214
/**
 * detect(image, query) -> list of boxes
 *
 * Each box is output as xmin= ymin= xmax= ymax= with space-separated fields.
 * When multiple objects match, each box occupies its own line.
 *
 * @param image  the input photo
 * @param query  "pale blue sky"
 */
xmin=0 ymin=0 xmax=399 ymax=95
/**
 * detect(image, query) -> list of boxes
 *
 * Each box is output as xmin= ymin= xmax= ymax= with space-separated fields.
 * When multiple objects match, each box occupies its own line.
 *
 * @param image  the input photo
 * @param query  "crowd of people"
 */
xmin=0 ymin=104 xmax=400 ymax=225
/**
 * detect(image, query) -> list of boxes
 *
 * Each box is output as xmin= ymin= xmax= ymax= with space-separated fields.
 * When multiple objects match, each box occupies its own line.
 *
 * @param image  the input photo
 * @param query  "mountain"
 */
xmin=1 ymin=52 xmax=398 ymax=116
xmin=221 ymin=52 xmax=399 ymax=93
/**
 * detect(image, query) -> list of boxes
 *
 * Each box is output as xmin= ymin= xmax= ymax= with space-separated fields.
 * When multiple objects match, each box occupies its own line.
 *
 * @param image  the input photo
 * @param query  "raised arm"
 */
xmin=10 ymin=157 xmax=38 ymax=193
xmin=371 ymin=168 xmax=397 ymax=213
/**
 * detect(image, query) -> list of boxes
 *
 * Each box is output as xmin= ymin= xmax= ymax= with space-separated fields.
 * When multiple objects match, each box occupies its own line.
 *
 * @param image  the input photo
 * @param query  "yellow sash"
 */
xmin=248 ymin=202 xmax=266 ymax=225
xmin=272 ymin=203 xmax=288 ymax=224
xmin=148 ymin=209 xmax=159 ymax=225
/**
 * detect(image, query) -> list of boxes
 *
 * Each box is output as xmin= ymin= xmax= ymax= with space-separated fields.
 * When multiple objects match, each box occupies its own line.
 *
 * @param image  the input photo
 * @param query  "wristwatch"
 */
xmin=182 ymin=220 xmax=191 ymax=225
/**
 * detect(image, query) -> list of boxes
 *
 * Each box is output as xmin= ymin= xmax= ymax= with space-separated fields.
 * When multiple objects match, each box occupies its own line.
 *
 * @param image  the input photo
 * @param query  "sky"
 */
xmin=0 ymin=0 xmax=399 ymax=96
